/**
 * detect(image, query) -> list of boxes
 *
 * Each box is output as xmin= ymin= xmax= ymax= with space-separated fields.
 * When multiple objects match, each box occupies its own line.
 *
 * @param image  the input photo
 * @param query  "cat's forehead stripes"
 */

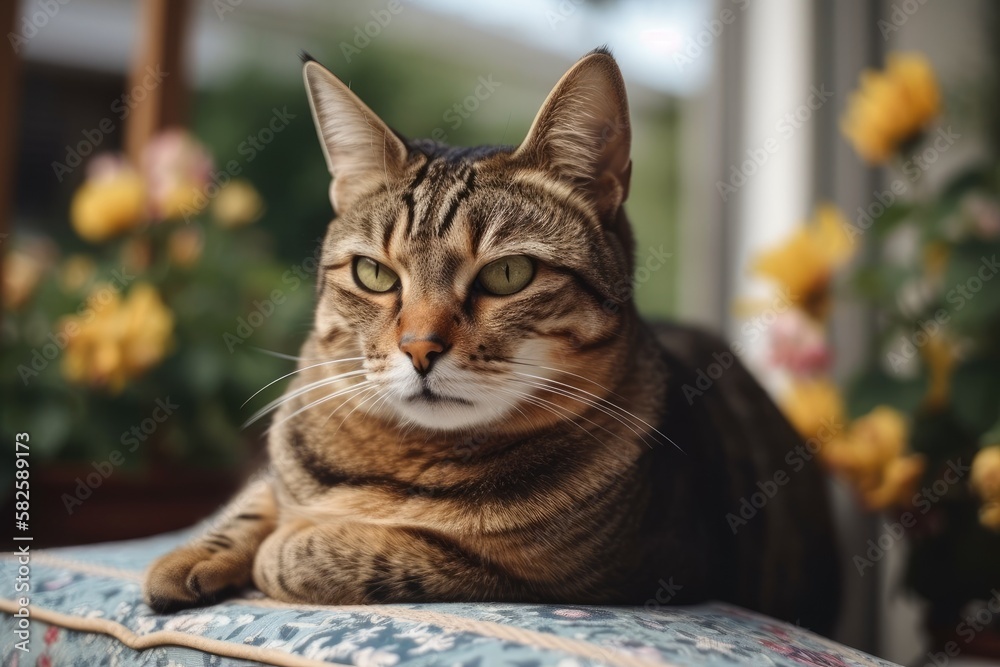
xmin=400 ymin=156 xmax=432 ymax=240
xmin=399 ymin=158 xmax=477 ymax=240
xmin=435 ymin=166 xmax=476 ymax=238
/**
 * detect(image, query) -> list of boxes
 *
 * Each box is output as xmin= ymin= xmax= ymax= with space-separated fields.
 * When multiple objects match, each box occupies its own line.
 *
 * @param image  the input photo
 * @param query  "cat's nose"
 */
xmin=399 ymin=336 xmax=447 ymax=375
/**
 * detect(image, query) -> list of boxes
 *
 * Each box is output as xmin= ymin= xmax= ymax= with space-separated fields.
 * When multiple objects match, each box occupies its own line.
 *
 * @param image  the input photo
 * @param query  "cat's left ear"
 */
xmin=515 ymin=48 xmax=632 ymax=217
xmin=303 ymin=57 xmax=408 ymax=213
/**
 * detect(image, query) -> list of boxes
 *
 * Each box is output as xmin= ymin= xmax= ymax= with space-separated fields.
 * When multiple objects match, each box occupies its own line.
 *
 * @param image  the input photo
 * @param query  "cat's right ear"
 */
xmin=303 ymin=59 xmax=408 ymax=213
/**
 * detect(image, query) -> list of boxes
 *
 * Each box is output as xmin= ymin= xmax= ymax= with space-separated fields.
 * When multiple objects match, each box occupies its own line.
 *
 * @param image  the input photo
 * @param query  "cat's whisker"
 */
xmin=321 ymin=385 xmax=381 ymax=428
xmin=241 ymin=357 xmax=366 ymax=408
xmin=243 ymin=369 xmax=370 ymax=426
xmin=509 ymin=378 xmax=653 ymax=448
xmin=494 ymin=387 xmax=573 ymax=433
xmin=511 ymin=372 xmax=684 ymax=453
xmin=395 ymin=414 xmax=420 ymax=440
xmin=247 ymin=346 xmax=330 ymax=362
xmin=495 ymin=386 xmax=626 ymax=448
xmin=363 ymin=390 xmax=394 ymax=422
xmin=510 ymin=374 xmax=658 ymax=446
xmin=498 ymin=387 xmax=621 ymax=450
xmin=497 ymin=393 xmax=532 ymax=427
xmin=246 ymin=381 xmax=373 ymax=430
xmin=250 ymin=380 xmax=372 ymax=432
xmin=508 ymin=378 xmax=653 ymax=449
xmin=252 ymin=368 xmax=369 ymax=414
xmin=486 ymin=392 xmax=537 ymax=433
xmin=506 ymin=357 xmax=627 ymax=400
xmin=330 ymin=387 xmax=385 ymax=439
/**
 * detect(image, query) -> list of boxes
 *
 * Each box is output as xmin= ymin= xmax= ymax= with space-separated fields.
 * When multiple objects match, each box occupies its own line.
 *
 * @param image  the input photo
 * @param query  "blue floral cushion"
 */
xmin=1 ymin=529 xmax=897 ymax=667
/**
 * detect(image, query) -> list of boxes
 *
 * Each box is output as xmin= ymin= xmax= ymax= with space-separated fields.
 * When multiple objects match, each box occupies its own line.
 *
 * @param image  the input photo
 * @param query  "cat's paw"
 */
xmin=143 ymin=544 xmax=253 ymax=613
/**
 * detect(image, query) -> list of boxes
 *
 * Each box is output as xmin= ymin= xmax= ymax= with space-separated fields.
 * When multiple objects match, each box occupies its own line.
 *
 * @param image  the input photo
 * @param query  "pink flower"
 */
xmin=86 ymin=153 xmax=132 ymax=181
xmin=964 ymin=194 xmax=1000 ymax=240
xmin=769 ymin=309 xmax=831 ymax=375
xmin=44 ymin=625 xmax=59 ymax=644
xmin=141 ymin=129 xmax=213 ymax=220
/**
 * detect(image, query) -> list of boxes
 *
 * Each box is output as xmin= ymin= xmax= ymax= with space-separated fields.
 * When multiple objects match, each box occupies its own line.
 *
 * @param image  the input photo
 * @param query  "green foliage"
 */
xmin=846 ymin=368 xmax=928 ymax=420
xmin=841 ymin=142 xmax=1000 ymax=621
xmin=1 ymin=220 xmax=312 ymax=475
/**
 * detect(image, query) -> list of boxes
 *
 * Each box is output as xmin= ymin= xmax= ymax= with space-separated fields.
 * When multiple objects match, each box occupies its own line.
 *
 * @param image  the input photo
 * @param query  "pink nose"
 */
xmin=399 ymin=336 xmax=447 ymax=375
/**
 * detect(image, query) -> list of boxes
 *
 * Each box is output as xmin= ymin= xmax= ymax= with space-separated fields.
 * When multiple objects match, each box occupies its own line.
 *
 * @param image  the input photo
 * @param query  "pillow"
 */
xmin=1 ymin=529 xmax=897 ymax=666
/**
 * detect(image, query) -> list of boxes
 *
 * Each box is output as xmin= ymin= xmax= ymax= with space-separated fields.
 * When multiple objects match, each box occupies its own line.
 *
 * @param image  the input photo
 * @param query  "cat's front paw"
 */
xmin=143 ymin=544 xmax=253 ymax=613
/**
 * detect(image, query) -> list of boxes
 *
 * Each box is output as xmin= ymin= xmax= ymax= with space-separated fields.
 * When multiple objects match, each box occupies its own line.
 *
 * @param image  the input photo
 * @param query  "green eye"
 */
xmin=476 ymin=255 xmax=535 ymax=296
xmin=353 ymin=257 xmax=399 ymax=293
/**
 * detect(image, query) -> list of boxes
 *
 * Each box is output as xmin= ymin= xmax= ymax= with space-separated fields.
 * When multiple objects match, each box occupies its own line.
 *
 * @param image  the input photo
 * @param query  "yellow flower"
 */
xmin=70 ymin=168 xmax=146 ymax=242
xmin=841 ymin=53 xmax=941 ymax=164
xmin=972 ymin=446 xmax=1000 ymax=499
xmin=781 ymin=377 xmax=845 ymax=443
xmin=972 ymin=446 xmax=1000 ymax=531
xmin=60 ymin=282 xmax=174 ymax=393
xmin=753 ymin=204 xmax=853 ymax=319
xmin=981 ymin=504 xmax=1000 ymax=532
xmin=157 ymin=180 xmax=207 ymax=221
xmin=822 ymin=406 xmax=924 ymax=510
xmin=840 ymin=405 xmax=908 ymax=468
xmin=862 ymin=453 xmax=926 ymax=511
xmin=213 ymin=180 xmax=264 ymax=228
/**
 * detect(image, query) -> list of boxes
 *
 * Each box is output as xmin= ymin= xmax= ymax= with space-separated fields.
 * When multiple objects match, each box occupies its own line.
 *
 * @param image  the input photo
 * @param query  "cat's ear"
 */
xmin=515 ymin=48 xmax=632 ymax=216
xmin=303 ymin=58 xmax=408 ymax=213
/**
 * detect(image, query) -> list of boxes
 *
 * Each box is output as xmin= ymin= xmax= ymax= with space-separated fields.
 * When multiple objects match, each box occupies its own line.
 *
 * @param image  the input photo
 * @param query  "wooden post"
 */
xmin=124 ymin=0 xmax=192 ymax=165
xmin=0 ymin=0 xmax=21 ymax=314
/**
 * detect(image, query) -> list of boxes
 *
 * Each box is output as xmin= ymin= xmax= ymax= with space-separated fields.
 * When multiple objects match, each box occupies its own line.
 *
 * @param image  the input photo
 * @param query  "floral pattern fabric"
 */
xmin=1 ymin=530 xmax=899 ymax=667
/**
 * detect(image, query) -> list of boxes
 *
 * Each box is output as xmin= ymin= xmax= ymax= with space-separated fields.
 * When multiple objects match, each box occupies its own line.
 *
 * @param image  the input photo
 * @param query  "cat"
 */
xmin=144 ymin=47 xmax=840 ymax=633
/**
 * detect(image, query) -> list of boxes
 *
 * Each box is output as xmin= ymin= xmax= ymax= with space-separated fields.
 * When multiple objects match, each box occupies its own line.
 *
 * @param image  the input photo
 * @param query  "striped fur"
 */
xmin=144 ymin=48 xmax=839 ymax=633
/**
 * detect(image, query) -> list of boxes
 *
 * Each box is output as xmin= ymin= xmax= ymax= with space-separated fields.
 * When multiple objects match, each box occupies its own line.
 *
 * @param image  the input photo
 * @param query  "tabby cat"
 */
xmin=144 ymin=48 xmax=840 ymax=633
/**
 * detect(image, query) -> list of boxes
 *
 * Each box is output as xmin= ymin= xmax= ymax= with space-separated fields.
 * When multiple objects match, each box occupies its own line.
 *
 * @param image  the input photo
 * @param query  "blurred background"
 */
xmin=1 ymin=0 xmax=999 ymax=664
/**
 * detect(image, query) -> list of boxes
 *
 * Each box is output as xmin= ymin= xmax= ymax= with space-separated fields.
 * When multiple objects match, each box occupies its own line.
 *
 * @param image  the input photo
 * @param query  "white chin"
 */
xmin=387 ymin=396 xmax=509 ymax=431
